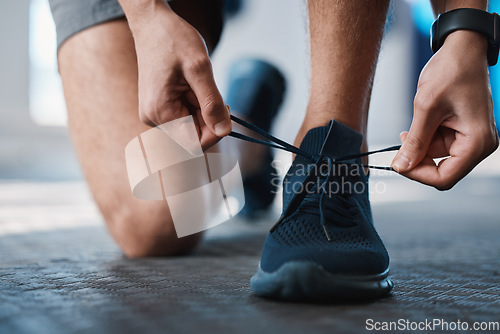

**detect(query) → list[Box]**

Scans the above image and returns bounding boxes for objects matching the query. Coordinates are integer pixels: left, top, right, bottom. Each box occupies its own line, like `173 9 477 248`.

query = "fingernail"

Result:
214 119 231 137
391 154 410 173
391 161 401 173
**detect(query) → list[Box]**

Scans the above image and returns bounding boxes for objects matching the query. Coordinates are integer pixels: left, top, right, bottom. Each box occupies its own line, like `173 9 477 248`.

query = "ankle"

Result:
294 112 366 147
294 111 369 165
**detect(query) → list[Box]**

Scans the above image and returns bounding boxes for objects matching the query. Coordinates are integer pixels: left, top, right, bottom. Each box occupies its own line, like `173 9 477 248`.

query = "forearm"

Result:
117 0 173 30
430 0 487 16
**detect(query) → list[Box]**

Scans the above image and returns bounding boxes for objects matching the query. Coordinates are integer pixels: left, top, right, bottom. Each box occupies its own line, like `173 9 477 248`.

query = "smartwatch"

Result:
430 8 500 66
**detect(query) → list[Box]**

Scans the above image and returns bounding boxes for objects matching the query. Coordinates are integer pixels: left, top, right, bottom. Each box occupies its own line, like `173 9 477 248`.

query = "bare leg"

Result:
296 0 390 148
58 0 223 257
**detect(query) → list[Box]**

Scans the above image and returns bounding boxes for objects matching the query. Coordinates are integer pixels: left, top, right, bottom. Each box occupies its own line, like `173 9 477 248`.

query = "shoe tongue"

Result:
300 120 363 157
298 125 329 156
282 120 364 211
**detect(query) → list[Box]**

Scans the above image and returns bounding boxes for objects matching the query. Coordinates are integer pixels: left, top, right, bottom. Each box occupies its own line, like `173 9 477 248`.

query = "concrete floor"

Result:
1 174 500 334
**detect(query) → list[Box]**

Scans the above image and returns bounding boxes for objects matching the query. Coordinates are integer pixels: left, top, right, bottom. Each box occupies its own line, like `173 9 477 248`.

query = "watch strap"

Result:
431 8 500 66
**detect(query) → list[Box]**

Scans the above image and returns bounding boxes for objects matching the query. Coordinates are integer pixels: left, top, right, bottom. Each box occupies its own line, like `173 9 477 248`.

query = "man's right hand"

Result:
120 0 231 149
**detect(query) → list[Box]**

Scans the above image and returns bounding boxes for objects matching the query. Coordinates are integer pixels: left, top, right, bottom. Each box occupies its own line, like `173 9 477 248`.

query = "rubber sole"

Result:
250 261 393 302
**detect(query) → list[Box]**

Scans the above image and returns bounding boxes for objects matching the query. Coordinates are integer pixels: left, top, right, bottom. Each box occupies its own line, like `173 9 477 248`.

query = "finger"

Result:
399 154 476 191
399 132 479 190
184 90 199 110
184 91 226 150
184 58 232 137
391 107 440 173
432 127 458 157
400 129 452 159
192 107 222 150
139 98 190 128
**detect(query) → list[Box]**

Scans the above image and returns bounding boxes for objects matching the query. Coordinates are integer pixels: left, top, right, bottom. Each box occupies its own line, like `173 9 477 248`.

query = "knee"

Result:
103 201 202 258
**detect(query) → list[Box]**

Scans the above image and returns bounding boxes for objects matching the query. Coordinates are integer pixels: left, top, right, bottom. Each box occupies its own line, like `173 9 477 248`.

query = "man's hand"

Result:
391 30 499 190
119 1 231 149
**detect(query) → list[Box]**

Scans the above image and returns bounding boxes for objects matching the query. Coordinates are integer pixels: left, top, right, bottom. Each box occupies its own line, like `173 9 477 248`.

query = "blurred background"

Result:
0 0 499 234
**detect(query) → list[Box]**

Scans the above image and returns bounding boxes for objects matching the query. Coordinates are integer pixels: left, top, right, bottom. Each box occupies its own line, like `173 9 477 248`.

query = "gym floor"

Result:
1 169 499 334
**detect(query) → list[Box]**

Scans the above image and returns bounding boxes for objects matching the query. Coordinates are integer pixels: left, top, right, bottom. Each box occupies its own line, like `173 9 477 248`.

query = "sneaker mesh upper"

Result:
259 121 390 275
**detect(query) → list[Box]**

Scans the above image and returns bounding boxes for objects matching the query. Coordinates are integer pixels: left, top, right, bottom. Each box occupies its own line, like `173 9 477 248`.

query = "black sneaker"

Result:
225 59 286 218
250 120 393 301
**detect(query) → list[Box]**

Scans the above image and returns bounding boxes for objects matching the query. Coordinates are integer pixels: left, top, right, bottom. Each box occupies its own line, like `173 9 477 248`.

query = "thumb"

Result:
185 61 232 137
391 114 437 173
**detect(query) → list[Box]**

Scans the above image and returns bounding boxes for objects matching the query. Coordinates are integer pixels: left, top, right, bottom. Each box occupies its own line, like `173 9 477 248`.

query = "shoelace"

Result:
228 115 401 241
